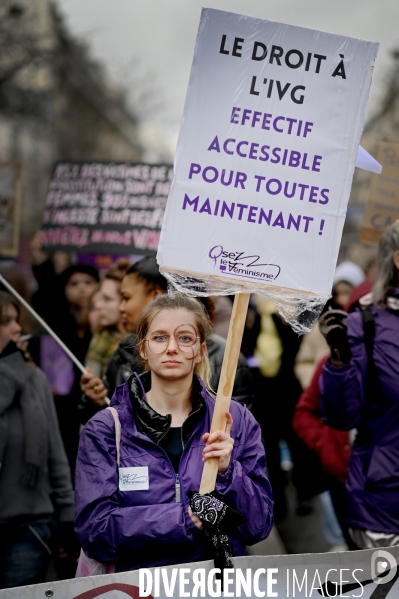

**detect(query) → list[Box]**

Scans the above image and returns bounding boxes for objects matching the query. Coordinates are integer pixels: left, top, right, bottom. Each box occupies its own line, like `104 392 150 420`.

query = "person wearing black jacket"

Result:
80 258 253 423
0 292 76 589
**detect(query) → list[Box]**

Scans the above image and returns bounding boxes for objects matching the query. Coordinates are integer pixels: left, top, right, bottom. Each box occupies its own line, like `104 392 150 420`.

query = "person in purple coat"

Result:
320 222 399 549
74 293 273 572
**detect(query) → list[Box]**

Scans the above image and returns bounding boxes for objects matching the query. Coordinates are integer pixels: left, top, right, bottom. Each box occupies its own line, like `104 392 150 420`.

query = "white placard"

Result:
158 8 378 298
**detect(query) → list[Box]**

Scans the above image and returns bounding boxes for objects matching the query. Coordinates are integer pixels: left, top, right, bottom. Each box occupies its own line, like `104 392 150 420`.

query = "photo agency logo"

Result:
371 549 398 585
326 551 399 598
138 560 399 598
208 245 281 283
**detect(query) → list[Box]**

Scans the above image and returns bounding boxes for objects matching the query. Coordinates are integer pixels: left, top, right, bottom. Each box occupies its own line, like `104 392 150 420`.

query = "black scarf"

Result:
190 492 244 571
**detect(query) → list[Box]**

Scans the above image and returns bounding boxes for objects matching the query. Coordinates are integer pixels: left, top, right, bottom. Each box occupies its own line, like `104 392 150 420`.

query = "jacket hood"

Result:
355 286 399 312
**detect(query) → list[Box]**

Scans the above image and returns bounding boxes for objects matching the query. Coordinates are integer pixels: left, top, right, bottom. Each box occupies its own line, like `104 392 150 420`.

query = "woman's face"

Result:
88 290 102 333
333 281 353 310
0 304 21 352
119 274 160 333
98 279 121 328
140 308 205 382
65 273 98 310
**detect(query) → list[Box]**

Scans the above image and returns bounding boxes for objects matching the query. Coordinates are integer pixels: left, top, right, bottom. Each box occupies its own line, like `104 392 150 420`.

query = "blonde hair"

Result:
136 293 213 388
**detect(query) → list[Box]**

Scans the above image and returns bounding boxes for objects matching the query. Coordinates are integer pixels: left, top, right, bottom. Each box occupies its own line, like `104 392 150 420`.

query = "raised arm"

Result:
320 311 368 430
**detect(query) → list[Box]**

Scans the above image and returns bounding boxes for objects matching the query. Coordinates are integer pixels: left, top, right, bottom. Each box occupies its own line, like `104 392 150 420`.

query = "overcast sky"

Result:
56 0 399 156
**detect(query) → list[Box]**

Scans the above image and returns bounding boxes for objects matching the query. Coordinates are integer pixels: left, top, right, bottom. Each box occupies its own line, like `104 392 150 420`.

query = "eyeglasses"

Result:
145 326 200 354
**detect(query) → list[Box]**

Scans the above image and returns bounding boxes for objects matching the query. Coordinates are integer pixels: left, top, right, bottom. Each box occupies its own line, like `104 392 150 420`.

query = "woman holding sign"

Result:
320 222 399 548
75 293 273 571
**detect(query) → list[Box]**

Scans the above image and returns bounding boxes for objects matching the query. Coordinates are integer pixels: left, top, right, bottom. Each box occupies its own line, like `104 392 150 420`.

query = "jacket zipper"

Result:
175 474 181 503
175 406 202 503
147 405 204 503
150 445 183 503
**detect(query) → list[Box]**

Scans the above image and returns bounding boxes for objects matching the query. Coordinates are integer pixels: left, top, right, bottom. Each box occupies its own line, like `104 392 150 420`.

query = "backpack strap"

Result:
360 307 386 421
106 406 121 467
361 307 375 362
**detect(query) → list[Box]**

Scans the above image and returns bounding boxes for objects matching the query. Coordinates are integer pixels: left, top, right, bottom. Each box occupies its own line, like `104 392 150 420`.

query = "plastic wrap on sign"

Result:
162 270 327 334
157 9 379 333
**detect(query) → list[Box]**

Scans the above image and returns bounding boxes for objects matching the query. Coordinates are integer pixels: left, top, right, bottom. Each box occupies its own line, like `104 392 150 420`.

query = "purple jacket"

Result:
321 295 399 534
74 373 273 571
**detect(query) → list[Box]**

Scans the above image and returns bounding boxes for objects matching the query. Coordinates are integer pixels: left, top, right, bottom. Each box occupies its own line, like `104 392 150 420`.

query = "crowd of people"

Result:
0 222 398 588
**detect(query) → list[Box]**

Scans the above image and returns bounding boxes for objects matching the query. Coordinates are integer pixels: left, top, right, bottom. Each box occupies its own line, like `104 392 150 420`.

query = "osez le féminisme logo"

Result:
208 245 281 283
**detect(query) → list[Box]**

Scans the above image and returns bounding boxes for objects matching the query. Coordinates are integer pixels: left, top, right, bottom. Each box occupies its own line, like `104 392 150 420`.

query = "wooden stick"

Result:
0 274 111 405
199 292 250 494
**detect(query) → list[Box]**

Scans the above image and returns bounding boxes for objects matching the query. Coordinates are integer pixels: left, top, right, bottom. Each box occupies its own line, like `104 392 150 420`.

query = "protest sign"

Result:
1 549 399 598
157 8 378 330
360 142 399 244
157 7 378 492
41 162 172 255
0 163 21 257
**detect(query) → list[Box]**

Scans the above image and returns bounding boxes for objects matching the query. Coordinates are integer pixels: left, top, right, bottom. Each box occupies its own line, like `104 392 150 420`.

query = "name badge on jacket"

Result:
119 467 149 491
